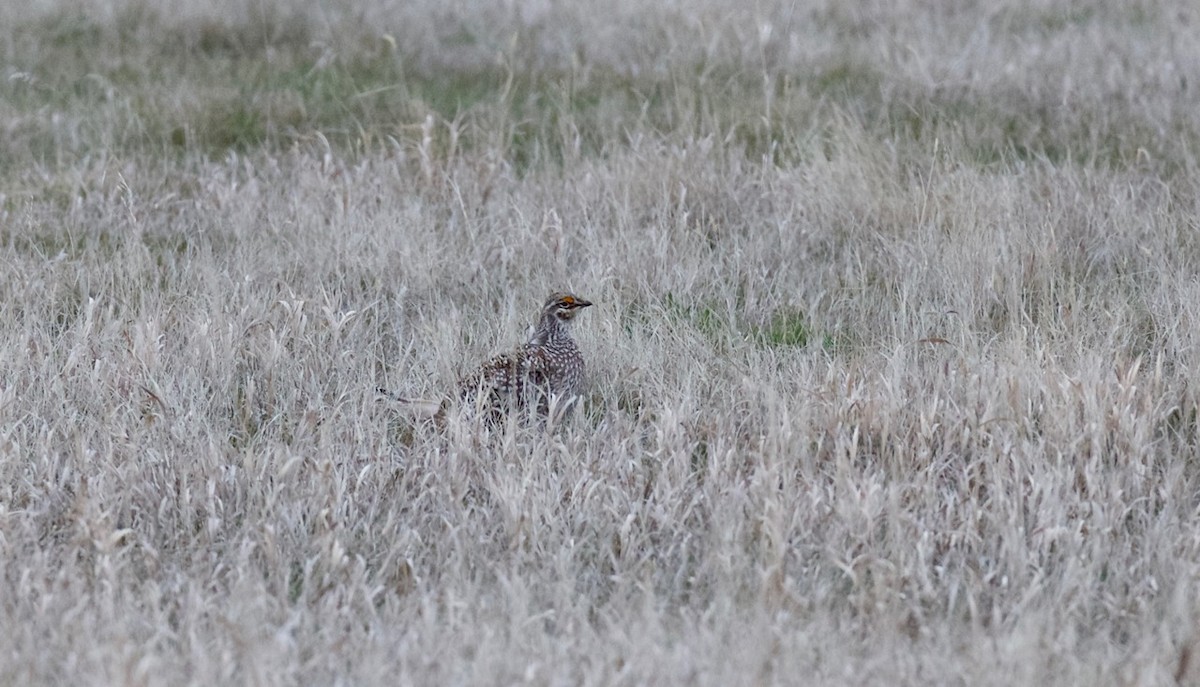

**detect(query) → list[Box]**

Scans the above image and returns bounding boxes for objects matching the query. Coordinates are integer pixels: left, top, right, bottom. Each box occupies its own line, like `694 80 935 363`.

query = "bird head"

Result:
543 292 593 322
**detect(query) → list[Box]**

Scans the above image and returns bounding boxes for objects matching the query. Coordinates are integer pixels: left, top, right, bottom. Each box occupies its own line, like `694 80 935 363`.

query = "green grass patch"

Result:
661 294 841 353
1 3 1194 179
664 292 731 345
752 308 847 352
751 309 813 348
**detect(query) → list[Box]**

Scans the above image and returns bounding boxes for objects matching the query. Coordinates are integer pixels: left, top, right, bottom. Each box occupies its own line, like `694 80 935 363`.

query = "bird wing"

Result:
463 348 538 393
518 344 551 377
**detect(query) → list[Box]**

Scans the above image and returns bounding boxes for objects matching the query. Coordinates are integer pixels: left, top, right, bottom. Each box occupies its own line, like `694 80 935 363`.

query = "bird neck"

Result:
532 312 570 344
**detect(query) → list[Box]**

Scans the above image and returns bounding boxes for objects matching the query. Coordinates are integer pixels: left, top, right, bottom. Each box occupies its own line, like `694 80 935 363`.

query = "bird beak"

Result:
574 298 593 308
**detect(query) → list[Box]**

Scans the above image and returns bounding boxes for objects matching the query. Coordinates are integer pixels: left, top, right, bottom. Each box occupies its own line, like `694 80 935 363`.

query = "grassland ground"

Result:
3 1 1200 684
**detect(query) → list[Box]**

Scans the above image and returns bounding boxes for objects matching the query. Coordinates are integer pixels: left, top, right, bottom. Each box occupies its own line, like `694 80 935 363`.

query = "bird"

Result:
381 291 593 426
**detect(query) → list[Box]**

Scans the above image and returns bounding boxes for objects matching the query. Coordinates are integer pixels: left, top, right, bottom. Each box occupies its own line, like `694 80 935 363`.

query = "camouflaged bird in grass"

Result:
382 292 593 426
458 291 592 423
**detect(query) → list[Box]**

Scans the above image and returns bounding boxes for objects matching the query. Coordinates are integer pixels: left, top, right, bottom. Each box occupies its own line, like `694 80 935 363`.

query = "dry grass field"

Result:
4 0 1200 684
